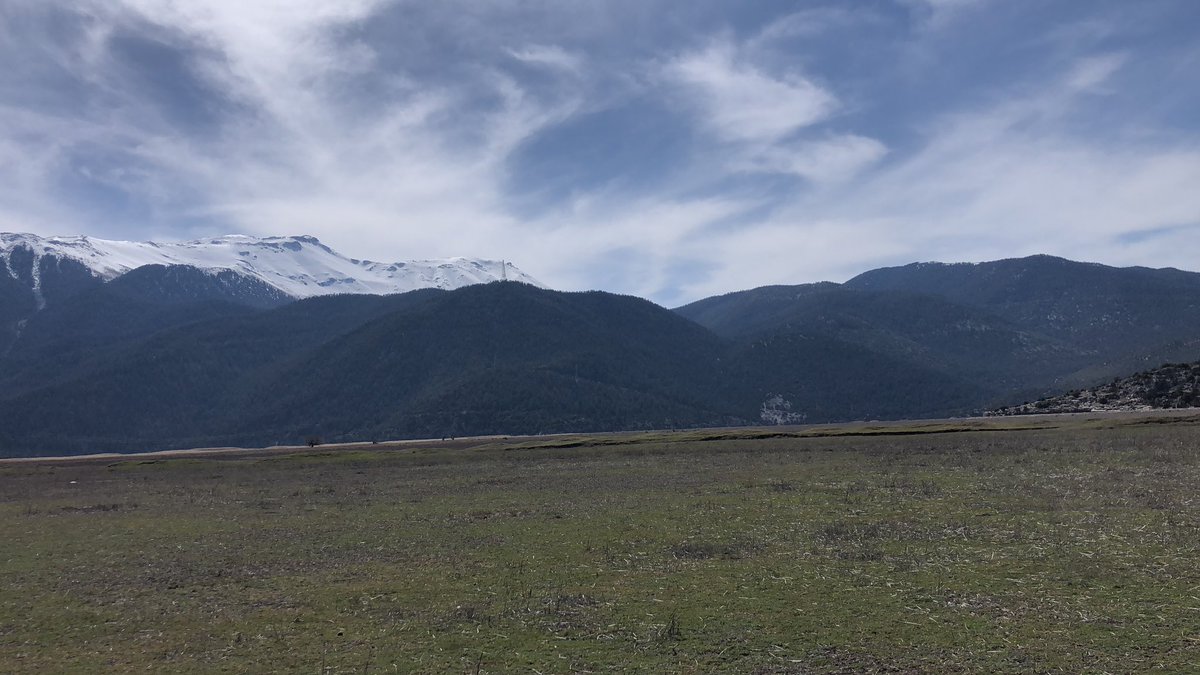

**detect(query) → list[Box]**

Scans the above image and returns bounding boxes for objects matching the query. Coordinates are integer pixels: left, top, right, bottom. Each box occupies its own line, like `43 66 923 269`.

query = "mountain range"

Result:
2 234 1198 457
0 233 539 356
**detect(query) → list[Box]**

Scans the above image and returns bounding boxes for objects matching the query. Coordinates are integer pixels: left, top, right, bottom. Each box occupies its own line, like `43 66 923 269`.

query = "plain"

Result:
2 413 1199 672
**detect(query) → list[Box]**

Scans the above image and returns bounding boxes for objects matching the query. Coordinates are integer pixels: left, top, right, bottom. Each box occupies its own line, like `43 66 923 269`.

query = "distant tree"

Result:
305 435 322 447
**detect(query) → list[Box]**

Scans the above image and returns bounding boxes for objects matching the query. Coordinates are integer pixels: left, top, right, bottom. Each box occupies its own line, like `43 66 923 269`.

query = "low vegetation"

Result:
3 413 1200 672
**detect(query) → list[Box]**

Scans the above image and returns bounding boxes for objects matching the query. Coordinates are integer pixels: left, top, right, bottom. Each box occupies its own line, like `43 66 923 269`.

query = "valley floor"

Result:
3 413 1199 672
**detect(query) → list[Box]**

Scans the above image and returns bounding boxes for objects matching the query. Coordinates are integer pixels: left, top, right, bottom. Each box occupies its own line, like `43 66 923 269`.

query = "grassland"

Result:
3 413 1200 672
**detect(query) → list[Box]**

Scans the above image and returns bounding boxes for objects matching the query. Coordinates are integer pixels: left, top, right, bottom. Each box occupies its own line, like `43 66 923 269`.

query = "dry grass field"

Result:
3 413 1200 672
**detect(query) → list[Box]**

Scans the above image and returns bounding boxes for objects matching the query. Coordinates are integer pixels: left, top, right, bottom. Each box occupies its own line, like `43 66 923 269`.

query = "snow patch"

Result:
28 251 45 310
0 233 544 300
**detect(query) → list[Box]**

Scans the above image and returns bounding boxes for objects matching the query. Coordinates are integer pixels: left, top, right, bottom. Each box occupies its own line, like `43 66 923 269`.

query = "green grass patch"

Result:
3 417 1200 671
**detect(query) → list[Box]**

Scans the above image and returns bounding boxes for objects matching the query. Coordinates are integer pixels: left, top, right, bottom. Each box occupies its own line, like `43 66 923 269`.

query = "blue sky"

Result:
1 0 1198 304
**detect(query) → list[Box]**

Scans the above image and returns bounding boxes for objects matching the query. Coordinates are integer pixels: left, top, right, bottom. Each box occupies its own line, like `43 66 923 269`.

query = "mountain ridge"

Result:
0 232 542 300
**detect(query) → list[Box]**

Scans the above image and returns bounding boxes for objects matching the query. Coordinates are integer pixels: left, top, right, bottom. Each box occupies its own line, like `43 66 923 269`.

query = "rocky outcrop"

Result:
990 362 1200 415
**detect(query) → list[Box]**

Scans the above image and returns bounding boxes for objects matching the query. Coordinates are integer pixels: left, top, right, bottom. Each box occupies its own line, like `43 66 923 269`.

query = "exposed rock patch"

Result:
990 361 1200 415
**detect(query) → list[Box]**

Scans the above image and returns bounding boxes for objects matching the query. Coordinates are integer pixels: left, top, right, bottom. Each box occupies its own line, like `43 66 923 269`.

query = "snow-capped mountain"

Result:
0 233 542 301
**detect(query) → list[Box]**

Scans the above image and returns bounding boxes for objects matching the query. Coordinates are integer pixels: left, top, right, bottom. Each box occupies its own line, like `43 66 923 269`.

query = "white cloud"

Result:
659 37 887 189
508 45 583 73
665 40 837 144
752 7 873 44
1065 53 1127 92
903 0 990 28
745 134 888 184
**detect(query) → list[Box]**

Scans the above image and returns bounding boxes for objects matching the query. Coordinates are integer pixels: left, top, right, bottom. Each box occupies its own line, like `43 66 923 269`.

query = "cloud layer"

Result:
1 0 1197 304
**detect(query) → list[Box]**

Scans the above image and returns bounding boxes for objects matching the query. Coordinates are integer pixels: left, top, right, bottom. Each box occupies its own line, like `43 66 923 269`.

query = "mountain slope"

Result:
0 289 446 454
235 283 734 442
716 330 989 423
845 255 1200 366
0 248 102 354
0 265 292 398
0 283 735 455
674 283 839 339
677 282 1086 396
681 255 1200 401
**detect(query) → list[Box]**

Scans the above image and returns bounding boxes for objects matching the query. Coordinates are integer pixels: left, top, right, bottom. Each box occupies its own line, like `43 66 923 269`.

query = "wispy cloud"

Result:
508 45 583 74
664 39 837 144
753 7 875 44
1065 52 1127 91
902 0 991 29
660 36 888 188
742 135 888 184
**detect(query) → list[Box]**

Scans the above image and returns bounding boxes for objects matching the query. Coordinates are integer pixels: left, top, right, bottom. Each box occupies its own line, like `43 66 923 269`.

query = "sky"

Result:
1 0 1198 305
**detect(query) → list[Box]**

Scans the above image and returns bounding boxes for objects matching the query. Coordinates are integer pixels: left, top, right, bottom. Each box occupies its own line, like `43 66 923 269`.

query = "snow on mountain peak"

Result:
0 233 543 299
